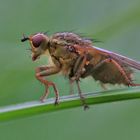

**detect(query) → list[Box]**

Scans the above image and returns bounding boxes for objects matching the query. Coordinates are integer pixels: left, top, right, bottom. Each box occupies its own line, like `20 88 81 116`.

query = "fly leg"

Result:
70 53 89 109
71 54 87 81
35 66 60 104
68 55 84 95
76 80 89 110
93 58 139 86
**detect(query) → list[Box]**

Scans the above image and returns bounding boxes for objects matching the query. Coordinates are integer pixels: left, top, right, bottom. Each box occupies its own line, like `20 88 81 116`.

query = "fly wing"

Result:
93 46 140 70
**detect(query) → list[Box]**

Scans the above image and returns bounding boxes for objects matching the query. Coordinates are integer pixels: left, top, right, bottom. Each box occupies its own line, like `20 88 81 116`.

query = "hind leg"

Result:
92 58 140 86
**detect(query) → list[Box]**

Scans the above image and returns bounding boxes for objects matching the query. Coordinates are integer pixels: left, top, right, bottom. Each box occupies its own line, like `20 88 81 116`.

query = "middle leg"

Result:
76 80 89 110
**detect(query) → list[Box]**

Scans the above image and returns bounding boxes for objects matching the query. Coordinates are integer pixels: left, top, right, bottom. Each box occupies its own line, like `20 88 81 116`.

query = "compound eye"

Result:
32 34 44 48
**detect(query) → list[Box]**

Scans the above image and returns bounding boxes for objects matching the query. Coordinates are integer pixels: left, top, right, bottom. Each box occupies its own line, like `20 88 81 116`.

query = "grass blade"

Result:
0 88 140 122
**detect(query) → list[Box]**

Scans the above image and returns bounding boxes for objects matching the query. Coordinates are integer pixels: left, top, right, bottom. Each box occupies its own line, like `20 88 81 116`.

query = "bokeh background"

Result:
0 0 140 139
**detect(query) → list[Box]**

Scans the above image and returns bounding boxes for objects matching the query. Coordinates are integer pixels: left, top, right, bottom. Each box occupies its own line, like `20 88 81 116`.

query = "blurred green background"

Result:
0 0 140 139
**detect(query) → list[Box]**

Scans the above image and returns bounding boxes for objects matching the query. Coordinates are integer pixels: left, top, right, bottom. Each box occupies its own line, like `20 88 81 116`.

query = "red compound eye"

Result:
32 34 44 48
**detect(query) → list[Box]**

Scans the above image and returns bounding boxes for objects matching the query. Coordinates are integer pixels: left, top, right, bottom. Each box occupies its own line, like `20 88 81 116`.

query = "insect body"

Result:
21 32 140 109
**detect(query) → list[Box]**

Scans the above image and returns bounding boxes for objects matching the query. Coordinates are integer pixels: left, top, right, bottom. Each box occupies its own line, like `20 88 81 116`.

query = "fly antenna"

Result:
21 34 29 42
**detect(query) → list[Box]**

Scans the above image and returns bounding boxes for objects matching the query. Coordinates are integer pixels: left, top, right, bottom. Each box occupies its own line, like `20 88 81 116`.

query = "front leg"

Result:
35 66 61 104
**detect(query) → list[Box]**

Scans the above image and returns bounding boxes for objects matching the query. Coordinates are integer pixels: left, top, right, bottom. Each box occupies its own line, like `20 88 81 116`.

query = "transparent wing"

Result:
93 46 140 70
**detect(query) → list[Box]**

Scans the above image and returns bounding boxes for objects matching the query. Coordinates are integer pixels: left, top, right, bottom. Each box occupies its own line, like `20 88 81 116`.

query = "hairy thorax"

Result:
48 41 78 76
